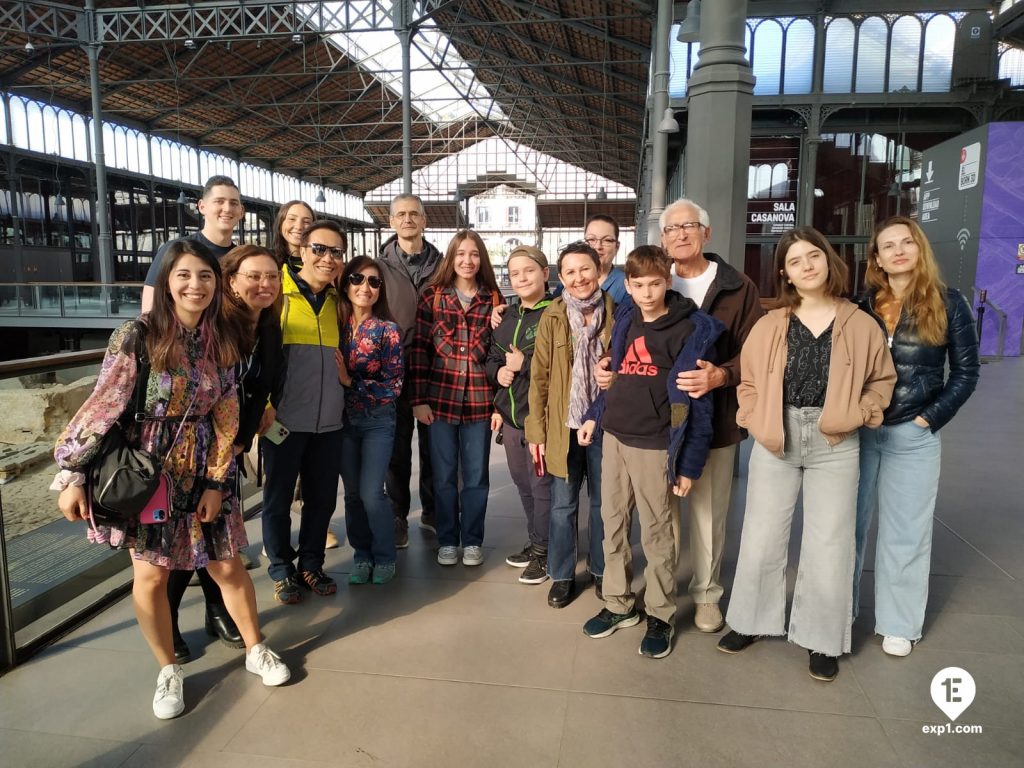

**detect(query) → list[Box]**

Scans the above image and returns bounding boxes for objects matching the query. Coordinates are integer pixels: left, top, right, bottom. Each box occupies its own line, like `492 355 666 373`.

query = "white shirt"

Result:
672 260 718 308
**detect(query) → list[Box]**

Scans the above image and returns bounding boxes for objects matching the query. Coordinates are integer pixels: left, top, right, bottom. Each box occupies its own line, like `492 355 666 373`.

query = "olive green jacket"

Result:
525 294 615 479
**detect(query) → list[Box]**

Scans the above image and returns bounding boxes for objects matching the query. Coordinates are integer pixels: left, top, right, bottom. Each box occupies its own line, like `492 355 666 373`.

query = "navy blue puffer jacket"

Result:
857 288 979 431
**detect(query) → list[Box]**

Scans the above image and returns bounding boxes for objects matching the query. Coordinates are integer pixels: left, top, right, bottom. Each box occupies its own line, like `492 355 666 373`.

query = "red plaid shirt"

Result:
410 286 503 423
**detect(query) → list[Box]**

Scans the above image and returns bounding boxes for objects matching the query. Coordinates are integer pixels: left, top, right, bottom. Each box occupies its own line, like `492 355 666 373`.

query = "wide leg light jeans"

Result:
726 407 860 657
854 420 942 641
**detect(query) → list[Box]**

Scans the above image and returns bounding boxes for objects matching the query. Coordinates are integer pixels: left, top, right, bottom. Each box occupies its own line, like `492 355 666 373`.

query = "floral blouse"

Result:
341 314 404 414
53 319 242 567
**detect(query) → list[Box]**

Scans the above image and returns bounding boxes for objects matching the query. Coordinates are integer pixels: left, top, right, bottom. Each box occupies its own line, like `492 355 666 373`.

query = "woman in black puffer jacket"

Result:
853 216 980 659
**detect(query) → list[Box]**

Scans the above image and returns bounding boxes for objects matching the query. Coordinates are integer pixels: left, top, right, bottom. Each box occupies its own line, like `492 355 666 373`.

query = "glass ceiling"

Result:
300 1 504 124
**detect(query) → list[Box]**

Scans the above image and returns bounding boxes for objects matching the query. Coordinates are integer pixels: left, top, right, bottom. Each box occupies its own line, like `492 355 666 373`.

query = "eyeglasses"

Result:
307 242 346 261
662 222 705 237
348 273 382 289
584 236 618 247
238 270 281 284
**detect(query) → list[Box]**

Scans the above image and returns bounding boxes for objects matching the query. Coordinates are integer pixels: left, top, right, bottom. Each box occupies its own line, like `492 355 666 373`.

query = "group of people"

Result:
52 177 979 719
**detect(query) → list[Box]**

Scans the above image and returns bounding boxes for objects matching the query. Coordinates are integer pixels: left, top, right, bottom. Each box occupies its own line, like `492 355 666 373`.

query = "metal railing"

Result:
0 282 143 320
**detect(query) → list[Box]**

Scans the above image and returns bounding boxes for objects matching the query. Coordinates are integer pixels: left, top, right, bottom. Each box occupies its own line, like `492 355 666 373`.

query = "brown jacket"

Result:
525 294 615 479
696 254 764 449
737 300 896 457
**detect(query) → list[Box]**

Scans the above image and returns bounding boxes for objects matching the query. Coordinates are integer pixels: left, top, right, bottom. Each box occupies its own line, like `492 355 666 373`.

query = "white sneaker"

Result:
246 643 291 686
152 663 185 719
882 635 913 657
462 546 484 566
437 546 459 566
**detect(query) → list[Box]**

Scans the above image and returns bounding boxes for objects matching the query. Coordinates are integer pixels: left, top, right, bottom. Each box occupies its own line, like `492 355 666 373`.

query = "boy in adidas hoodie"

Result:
578 246 724 659
485 245 554 586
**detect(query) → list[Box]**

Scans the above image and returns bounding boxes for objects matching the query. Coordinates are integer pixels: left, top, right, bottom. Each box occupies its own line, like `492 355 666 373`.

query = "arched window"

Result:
57 110 74 158
751 19 784 96
41 105 59 156
114 126 130 171
9 96 29 148
754 164 772 199
999 46 1024 86
823 18 855 93
889 16 923 91
855 17 888 93
71 114 89 161
783 19 815 94
922 15 955 92
102 123 115 166
27 101 45 152
185 147 198 185
770 163 790 198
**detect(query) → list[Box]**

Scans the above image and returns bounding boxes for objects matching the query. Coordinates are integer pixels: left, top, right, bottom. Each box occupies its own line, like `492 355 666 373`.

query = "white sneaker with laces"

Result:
152 663 185 719
462 546 484 566
437 545 459 566
246 643 291 686
882 635 913 657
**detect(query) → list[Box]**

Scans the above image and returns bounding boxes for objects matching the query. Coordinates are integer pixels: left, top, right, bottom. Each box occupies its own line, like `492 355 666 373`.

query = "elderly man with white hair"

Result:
660 198 763 633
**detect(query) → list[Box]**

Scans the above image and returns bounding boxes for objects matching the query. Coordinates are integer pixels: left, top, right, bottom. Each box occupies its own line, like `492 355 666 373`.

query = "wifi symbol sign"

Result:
956 228 971 251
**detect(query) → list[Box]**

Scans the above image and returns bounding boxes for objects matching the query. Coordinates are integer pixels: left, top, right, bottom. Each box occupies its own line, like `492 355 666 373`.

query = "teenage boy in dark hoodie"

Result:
485 245 554 586
578 246 724 659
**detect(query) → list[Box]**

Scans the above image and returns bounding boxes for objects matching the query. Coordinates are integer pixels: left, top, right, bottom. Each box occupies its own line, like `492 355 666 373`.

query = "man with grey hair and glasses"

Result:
661 198 762 633
600 198 762 634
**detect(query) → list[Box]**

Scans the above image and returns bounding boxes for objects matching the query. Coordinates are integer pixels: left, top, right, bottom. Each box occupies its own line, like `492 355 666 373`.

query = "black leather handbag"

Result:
87 323 161 526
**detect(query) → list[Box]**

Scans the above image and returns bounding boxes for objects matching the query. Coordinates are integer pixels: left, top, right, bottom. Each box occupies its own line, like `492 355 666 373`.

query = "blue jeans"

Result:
341 403 397 566
260 429 343 582
854 420 942 641
548 431 604 582
429 418 491 548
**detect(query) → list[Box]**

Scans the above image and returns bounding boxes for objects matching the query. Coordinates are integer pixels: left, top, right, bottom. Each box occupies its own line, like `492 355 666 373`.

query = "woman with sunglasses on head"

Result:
260 221 347 605
334 257 404 584
411 230 504 568
53 239 290 719
853 217 979 658
166 244 286 663
525 241 616 609
272 200 315 271
717 227 895 682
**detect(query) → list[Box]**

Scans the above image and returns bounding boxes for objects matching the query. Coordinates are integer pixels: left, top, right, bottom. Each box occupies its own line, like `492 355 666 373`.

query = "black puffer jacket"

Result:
485 295 553 429
857 288 979 431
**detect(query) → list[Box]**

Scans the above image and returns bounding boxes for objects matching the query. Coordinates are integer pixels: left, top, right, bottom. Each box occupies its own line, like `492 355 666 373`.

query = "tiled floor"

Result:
2 358 1022 767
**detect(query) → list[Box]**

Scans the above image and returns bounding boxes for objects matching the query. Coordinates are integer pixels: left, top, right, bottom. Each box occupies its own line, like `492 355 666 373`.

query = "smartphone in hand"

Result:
264 419 290 445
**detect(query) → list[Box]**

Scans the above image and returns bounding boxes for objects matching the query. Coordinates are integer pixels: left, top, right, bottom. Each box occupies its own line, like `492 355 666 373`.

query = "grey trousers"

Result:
726 407 859 657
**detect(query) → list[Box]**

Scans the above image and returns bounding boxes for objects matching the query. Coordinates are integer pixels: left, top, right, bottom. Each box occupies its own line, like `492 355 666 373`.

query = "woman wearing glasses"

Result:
260 221 347 605
167 244 286 662
334 257 404 584
583 214 628 305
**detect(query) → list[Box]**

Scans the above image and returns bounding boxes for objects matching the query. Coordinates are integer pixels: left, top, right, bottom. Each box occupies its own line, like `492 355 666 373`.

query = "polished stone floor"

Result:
1 358 1021 767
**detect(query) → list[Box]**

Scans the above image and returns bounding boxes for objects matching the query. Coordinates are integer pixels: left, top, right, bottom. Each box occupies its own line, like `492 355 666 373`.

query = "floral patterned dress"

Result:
54 319 244 569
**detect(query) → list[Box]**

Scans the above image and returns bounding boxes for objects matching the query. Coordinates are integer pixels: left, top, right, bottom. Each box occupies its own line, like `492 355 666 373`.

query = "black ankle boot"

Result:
547 579 577 609
205 603 245 648
173 626 192 664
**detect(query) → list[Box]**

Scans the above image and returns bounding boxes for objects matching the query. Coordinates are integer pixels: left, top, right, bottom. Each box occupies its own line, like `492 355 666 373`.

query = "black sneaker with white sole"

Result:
639 616 675 658
583 607 642 638
519 554 549 584
505 543 533 568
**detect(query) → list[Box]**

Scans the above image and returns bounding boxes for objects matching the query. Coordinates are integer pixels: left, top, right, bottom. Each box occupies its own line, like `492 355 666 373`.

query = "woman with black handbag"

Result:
52 239 290 720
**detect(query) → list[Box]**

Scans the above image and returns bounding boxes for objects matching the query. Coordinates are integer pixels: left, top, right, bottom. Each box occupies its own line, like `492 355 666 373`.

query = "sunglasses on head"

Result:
348 273 382 289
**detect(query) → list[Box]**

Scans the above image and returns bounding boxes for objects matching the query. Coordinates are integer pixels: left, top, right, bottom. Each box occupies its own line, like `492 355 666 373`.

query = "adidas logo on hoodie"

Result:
619 337 659 377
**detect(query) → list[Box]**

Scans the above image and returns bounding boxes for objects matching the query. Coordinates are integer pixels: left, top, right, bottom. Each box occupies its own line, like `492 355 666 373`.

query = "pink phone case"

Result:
139 474 171 525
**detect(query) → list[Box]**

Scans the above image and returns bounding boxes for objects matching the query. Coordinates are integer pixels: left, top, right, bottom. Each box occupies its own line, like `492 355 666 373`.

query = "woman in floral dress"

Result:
334 255 404 584
52 239 290 720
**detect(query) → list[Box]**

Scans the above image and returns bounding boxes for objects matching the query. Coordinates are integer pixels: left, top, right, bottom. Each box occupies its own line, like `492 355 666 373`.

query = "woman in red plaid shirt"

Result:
411 231 505 567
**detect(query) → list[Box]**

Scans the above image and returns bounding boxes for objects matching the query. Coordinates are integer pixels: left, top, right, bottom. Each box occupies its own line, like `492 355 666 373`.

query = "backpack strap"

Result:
127 320 150 423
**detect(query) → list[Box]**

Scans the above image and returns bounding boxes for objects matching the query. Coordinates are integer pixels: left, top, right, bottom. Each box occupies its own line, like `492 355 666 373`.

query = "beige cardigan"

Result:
736 300 896 456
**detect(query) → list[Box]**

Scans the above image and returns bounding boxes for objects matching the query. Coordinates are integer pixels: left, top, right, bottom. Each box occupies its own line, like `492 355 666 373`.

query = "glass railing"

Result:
0 349 264 671
0 282 143 320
